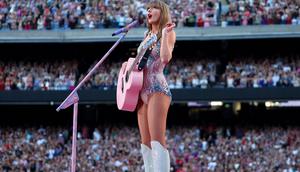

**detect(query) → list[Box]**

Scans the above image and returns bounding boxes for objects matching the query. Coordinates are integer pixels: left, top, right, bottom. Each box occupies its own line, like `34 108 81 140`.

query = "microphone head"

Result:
128 20 139 28
111 19 143 36
135 18 144 26
128 17 144 27
138 19 144 25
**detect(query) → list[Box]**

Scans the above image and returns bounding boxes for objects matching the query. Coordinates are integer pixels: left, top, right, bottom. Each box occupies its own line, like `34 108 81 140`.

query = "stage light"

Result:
210 101 223 106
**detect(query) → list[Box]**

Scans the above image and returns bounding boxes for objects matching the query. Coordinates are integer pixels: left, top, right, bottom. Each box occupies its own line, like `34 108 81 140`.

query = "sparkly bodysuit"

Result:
138 38 172 104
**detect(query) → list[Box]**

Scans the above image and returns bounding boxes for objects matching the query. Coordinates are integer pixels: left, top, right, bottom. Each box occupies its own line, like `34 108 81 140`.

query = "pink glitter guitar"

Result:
117 35 157 111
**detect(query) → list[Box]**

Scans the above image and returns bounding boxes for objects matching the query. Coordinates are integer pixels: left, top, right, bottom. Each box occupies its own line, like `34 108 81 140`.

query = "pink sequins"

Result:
139 42 172 104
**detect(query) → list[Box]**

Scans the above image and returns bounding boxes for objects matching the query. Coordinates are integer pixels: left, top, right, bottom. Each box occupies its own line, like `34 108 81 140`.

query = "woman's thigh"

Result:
147 92 171 146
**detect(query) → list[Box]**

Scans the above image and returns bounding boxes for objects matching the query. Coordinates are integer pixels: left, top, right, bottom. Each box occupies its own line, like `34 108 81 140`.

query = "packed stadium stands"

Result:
1 54 299 91
0 0 300 31
1 125 300 171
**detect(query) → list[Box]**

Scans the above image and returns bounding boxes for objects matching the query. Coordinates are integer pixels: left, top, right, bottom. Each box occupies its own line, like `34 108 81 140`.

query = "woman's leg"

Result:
147 93 171 172
137 99 153 172
147 93 170 146
137 99 151 147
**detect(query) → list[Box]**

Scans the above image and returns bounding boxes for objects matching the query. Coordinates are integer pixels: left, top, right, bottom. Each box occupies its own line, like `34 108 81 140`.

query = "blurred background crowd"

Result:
1 54 300 91
1 125 300 171
0 0 300 31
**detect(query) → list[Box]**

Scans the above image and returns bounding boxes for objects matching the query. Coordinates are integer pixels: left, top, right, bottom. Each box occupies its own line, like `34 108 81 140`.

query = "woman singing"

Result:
137 1 176 171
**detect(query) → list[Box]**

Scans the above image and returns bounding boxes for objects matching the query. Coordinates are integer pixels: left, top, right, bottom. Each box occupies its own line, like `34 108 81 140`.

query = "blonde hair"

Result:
146 0 171 41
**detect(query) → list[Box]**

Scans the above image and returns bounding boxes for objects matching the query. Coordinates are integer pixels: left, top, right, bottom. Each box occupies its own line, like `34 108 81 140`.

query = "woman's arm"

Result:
160 23 176 64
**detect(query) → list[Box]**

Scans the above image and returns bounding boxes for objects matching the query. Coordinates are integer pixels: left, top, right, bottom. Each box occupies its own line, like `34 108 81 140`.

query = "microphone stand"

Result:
56 32 128 172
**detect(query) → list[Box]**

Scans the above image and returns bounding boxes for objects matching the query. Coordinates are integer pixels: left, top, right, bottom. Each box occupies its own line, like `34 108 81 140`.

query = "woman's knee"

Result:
137 98 147 111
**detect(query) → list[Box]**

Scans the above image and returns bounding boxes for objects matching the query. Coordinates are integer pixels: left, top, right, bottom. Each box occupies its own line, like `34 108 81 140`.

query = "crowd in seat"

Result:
1 125 299 171
0 0 300 31
1 55 299 91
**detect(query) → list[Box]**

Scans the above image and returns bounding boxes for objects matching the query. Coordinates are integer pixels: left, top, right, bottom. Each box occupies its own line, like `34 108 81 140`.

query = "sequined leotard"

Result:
138 39 172 104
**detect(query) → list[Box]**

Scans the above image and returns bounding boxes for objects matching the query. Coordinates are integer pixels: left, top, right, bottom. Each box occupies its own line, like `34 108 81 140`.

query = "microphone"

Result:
112 20 140 36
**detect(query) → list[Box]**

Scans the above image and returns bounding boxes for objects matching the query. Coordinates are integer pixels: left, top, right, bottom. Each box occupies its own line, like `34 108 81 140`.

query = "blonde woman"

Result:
137 1 176 171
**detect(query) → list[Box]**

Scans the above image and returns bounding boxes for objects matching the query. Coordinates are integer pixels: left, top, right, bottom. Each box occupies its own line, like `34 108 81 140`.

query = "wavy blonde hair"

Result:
146 0 171 41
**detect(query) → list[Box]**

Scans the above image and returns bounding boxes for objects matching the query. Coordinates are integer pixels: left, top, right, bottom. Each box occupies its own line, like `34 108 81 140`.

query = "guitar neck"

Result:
126 35 156 75
127 48 147 75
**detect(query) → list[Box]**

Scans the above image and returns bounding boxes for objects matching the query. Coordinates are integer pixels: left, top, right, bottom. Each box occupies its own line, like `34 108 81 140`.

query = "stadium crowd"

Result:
0 125 300 171
0 59 78 91
1 55 300 91
0 0 300 31
222 56 300 88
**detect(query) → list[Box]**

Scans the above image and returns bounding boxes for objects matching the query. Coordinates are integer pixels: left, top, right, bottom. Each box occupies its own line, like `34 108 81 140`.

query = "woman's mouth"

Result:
148 14 152 19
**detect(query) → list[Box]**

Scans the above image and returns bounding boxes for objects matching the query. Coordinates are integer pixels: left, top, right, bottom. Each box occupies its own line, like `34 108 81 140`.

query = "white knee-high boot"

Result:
141 144 154 172
151 141 170 172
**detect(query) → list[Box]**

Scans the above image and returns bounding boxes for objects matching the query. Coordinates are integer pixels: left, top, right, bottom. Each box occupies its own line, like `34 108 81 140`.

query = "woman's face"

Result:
147 6 161 25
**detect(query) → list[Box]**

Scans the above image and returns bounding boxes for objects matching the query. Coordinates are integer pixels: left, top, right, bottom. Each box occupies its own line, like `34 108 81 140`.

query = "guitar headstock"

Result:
142 34 157 50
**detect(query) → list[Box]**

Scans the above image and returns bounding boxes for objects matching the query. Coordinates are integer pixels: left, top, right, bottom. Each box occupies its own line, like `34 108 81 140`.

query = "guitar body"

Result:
116 34 157 112
117 58 143 111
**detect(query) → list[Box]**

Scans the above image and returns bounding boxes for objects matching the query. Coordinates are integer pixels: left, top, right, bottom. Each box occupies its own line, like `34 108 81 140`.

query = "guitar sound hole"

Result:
121 77 124 93
125 71 129 83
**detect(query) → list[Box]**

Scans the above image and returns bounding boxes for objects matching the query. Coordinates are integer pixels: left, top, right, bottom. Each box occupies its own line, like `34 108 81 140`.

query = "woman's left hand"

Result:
162 22 176 35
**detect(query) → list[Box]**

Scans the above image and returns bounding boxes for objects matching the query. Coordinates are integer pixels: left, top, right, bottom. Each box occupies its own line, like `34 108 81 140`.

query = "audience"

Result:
1 125 299 171
1 55 300 91
0 0 300 31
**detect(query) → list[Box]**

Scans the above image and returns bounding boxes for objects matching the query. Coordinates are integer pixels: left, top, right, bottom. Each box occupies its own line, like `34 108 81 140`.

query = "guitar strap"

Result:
137 48 152 71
